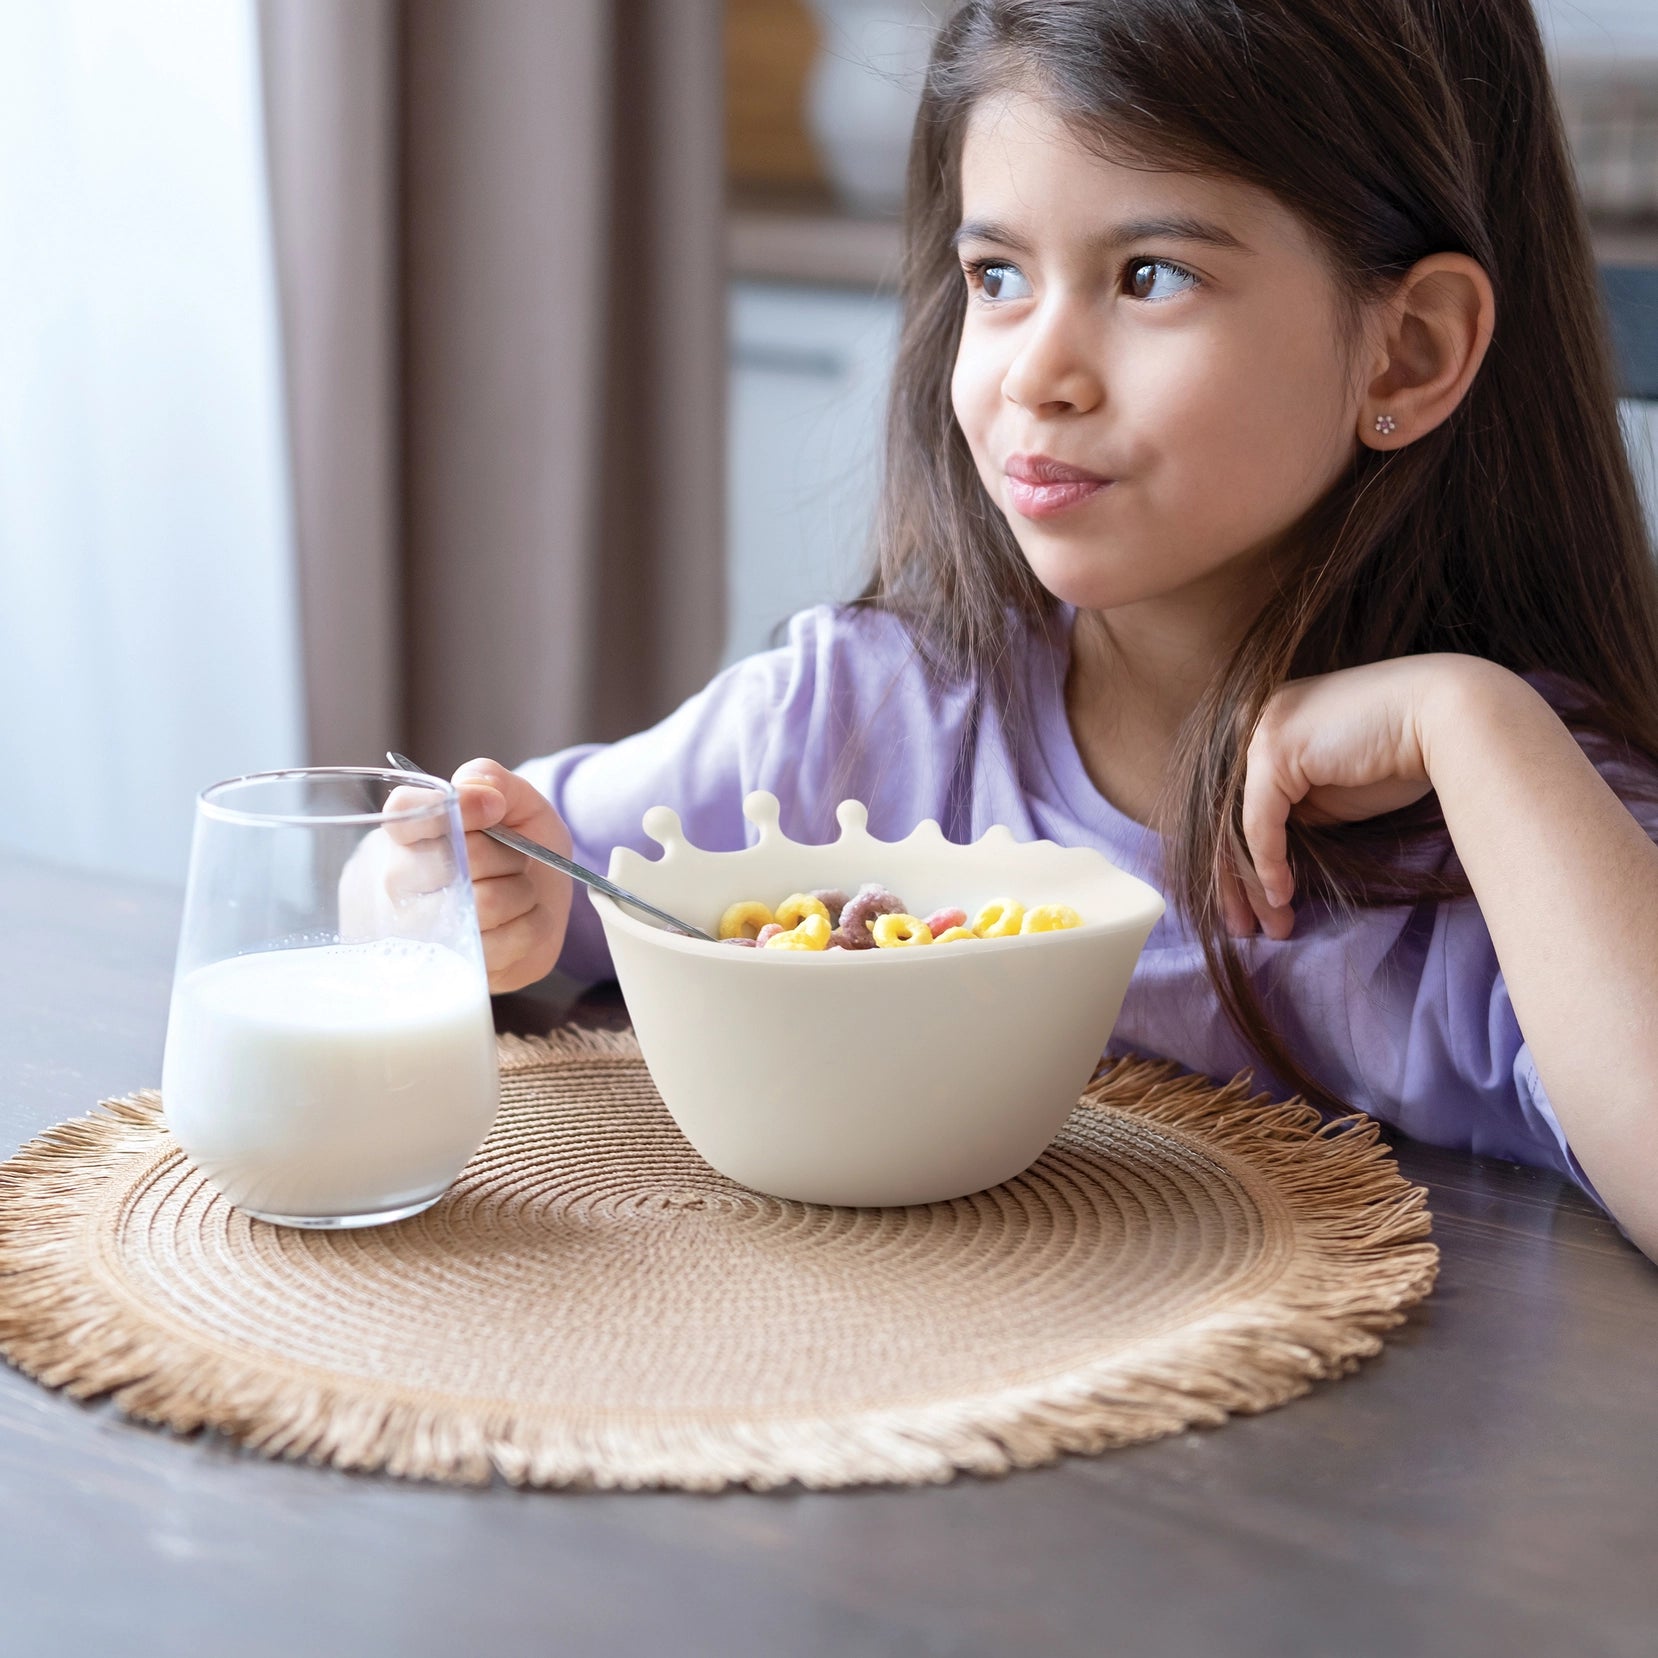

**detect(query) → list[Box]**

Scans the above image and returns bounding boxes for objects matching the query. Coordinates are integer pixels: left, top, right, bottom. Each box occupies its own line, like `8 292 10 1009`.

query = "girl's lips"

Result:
1006 476 1112 519
1002 451 1114 519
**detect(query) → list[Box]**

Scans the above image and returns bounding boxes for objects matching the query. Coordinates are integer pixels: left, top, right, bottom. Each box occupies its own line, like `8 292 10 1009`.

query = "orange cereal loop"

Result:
764 912 832 951
871 913 933 948
933 925 977 944
971 899 1024 939
774 892 831 931
1022 904 1082 933
718 900 774 941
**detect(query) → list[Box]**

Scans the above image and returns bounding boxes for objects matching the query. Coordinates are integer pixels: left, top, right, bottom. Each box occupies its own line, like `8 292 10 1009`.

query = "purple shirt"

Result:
519 604 1658 1197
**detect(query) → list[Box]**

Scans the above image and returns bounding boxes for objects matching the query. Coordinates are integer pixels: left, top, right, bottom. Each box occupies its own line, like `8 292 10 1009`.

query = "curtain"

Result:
258 0 728 776
0 0 305 884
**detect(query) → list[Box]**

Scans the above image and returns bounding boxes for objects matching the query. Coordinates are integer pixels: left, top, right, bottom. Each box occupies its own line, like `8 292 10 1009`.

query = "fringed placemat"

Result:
0 1028 1436 1490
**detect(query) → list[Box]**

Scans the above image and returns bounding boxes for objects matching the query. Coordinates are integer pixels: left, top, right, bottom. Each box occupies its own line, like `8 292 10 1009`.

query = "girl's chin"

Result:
1018 547 1170 613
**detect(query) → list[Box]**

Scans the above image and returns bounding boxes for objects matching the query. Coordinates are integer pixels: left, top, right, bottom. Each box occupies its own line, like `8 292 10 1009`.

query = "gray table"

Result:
3 851 1655 1658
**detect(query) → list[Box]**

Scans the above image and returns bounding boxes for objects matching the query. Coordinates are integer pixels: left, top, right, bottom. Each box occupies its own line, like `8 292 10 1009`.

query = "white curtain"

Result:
0 0 304 884
1535 0 1658 54
1626 403 1658 545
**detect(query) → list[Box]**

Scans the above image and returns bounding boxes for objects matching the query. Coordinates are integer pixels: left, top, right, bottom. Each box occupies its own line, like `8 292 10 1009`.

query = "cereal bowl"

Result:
590 792 1165 1206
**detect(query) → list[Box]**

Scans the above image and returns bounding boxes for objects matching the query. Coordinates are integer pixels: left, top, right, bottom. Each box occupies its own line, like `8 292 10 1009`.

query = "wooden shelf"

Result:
728 185 902 290
1592 217 1658 267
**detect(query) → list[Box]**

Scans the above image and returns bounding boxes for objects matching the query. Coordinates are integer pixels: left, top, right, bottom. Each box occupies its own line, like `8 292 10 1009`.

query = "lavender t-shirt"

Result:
518 603 1658 1195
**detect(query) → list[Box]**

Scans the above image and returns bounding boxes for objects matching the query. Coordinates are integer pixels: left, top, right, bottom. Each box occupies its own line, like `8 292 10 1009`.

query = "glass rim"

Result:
196 766 457 829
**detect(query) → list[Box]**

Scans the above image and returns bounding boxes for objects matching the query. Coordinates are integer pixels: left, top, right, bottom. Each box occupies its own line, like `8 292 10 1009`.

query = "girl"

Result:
381 0 1658 1255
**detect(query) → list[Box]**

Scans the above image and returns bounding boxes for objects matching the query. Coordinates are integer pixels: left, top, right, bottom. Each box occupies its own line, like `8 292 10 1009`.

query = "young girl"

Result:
383 0 1658 1256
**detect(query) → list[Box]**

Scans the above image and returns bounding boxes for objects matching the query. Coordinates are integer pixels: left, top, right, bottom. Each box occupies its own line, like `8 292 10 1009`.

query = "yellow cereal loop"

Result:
872 913 933 948
1022 904 1082 934
718 900 774 941
764 912 831 951
971 899 1024 939
774 892 830 931
933 925 977 944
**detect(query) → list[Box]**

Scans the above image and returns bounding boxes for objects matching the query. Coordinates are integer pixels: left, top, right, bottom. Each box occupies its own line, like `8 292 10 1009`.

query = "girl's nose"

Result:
1001 302 1104 415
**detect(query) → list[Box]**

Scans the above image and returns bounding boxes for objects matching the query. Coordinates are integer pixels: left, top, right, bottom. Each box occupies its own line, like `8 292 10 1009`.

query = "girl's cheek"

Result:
950 349 1001 479
950 343 987 424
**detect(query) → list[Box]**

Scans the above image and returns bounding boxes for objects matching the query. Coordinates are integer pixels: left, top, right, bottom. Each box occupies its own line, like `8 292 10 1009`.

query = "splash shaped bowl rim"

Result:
589 790 1166 959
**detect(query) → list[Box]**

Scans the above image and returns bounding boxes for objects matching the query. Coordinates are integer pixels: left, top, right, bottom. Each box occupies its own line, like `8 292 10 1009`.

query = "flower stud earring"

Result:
1373 412 1398 436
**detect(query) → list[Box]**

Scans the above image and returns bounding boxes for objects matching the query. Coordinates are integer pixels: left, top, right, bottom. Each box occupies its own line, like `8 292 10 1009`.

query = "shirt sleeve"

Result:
513 605 968 982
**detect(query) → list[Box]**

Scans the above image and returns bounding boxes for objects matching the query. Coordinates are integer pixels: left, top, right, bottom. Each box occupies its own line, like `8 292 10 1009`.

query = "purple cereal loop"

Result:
809 888 852 927
838 885 906 946
722 936 758 948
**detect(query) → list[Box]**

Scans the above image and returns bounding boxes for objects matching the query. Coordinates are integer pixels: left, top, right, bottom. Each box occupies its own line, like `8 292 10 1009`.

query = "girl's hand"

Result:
357 759 575 993
1222 657 1457 939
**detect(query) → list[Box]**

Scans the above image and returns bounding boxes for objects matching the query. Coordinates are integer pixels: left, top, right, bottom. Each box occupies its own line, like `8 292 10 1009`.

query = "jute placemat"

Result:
0 1028 1436 1490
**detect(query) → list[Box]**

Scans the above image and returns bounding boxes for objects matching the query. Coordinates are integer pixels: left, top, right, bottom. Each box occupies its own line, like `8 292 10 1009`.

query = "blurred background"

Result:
2 0 1656 885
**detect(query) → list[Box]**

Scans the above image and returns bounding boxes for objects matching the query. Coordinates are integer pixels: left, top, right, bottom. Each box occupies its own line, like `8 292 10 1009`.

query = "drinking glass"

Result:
161 767 499 1228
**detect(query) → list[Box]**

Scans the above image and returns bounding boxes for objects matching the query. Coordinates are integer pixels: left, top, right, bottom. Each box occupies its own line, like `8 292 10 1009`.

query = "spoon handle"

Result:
483 823 718 941
385 754 716 943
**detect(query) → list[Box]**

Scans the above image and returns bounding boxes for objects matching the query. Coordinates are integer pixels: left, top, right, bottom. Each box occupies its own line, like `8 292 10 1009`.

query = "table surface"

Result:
3 850 1656 1658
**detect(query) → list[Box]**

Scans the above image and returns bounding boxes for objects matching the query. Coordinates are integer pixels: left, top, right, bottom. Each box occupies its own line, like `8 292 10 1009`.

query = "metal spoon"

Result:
385 752 716 942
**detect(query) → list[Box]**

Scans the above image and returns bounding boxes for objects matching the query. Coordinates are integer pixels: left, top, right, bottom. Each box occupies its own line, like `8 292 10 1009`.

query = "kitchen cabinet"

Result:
725 277 900 663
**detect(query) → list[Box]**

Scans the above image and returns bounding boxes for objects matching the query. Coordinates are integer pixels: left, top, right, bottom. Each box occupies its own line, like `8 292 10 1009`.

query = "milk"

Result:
162 940 499 1221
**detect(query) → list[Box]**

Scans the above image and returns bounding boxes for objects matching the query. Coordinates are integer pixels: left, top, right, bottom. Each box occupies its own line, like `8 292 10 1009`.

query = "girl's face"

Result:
951 91 1364 625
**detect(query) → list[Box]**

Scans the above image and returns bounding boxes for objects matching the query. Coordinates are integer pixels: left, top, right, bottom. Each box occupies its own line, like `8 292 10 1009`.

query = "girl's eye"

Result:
961 255 1199 304
964 259 1032 303
1124 258 1199 302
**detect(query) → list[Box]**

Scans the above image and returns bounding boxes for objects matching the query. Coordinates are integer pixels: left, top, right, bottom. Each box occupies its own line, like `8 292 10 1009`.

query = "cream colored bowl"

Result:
591 793 1165 1206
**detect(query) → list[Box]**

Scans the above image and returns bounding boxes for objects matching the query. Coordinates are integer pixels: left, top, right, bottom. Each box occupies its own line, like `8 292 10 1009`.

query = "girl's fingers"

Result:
384 837 459 899
1215 857 1258 937
455 759 575 854
1239 772 1297 912
358 766 569 993
382 784 453 847
1241 710 1311 913
1234 717 1301 939
1217 846 1295 941
481 908 557 993
384 779 528 885
454 780 507 833
1235 852 1296 941
464 827 532 881
474 872 538 934
382 779 503 847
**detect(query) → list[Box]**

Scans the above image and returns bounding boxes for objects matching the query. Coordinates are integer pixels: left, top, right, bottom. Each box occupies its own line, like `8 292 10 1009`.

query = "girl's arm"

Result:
1236 655 1658 1258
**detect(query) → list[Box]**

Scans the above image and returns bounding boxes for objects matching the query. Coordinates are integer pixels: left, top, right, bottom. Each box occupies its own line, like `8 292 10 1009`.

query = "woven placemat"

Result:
0 1028 1436 1490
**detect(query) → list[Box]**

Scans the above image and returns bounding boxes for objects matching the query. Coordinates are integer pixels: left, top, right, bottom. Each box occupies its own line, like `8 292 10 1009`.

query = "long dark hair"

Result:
860 0 1658 1109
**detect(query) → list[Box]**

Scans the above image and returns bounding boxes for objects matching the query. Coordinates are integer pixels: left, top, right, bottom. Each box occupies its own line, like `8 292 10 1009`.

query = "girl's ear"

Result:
1359 253 1496 450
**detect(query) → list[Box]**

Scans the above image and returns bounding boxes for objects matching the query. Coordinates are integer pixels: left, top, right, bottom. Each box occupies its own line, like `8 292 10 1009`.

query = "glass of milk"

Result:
161 767 499 1228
